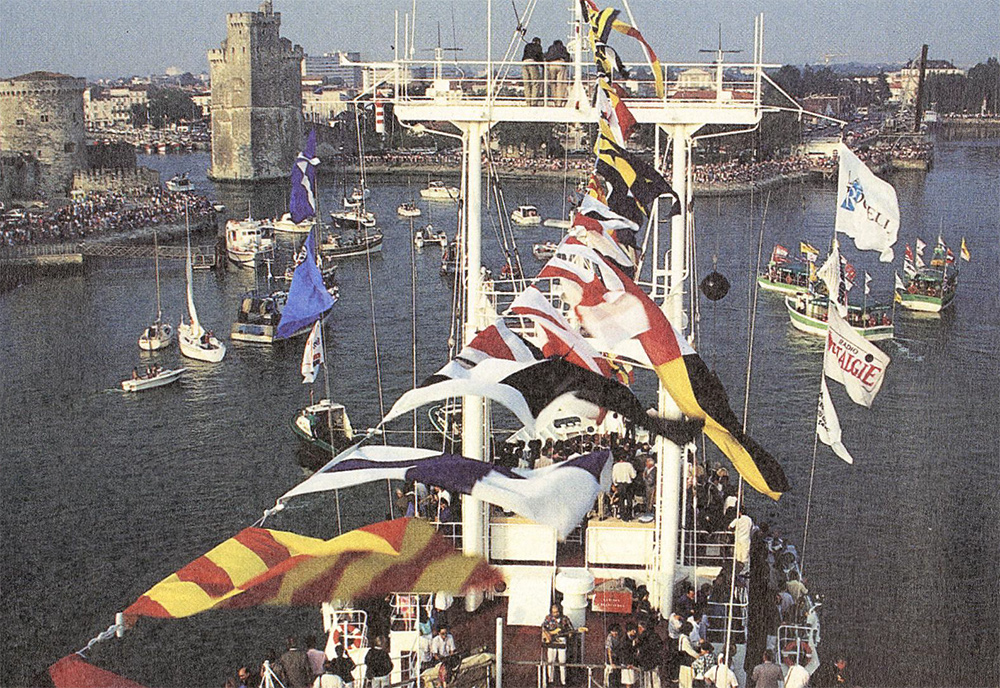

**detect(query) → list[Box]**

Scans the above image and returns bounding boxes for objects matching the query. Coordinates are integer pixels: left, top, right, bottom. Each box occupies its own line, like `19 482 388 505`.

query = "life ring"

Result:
907 284 917 294
782 639 813 664
332 623 363 650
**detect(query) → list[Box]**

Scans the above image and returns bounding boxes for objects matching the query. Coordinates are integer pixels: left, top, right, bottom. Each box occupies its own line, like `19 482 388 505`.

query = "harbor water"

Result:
1 141 998 687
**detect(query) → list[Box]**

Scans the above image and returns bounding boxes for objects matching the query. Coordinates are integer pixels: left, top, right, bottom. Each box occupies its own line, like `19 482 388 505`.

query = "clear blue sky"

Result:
1 0 996 80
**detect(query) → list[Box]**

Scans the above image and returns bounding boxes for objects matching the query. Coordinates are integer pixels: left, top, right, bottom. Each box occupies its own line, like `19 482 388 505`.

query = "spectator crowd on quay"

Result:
1 189 214 248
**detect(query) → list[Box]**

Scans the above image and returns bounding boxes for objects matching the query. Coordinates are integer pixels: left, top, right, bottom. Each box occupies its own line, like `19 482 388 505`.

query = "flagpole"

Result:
799 428 821 573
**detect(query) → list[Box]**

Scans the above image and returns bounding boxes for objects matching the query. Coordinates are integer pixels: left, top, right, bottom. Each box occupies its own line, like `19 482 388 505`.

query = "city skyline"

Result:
1 0 996 80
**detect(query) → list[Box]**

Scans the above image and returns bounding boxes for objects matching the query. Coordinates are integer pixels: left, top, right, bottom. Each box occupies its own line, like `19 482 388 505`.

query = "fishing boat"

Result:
224 216 276 267
272 212 315 234
164 174 193 193
532 241 559 260
511 204 542 225
785 294 895 341
178 203 226 363
138 231 174 351
897 267 957 312
329 208 377 230
121 365 186 392
397 201 422 217
414 224 448 249
419 179 459 201
290 399 355 457
320 231 384 258
757 261 814 295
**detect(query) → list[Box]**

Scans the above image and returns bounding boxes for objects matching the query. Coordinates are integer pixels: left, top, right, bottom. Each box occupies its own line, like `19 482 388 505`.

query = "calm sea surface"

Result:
1 141 998 687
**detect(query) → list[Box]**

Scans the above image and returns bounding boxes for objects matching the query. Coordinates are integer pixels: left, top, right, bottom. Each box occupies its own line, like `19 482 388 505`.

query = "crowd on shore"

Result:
0 189 214 248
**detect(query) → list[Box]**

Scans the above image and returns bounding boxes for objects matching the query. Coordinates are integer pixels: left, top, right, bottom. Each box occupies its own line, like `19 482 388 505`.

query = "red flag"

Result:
47 655 147 688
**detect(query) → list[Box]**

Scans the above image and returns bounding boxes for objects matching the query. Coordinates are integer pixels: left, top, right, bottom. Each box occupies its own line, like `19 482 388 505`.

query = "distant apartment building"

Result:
302 87 350 124
191 92 212 118
84 85 149 128
888 59 965 105
801 94 847 119
302 51 362 88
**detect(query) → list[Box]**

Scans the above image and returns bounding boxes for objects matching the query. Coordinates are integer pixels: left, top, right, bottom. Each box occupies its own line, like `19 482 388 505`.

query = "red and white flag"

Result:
301 320 324 383
823 305 890 408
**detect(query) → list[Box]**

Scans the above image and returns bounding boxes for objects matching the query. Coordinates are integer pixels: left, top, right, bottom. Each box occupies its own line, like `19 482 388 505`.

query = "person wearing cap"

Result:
521 37 544 105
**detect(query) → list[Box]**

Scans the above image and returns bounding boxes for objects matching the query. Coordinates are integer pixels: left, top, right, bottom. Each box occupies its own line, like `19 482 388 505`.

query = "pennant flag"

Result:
772 244 790 264
276 233 336 339
816 244 848 316
823 305 891 408
961 237 971 262
301 320 324 384
595 79 637 147
903 245 917 277
46 655 148 688
835 143 899 262
289 130 319 223
842 260 857 285
281 446 613 538
539 242 789 499
894 271 906 291
936 234 946 250
594 134 676 227
894 290 902 304
915 250 926 269
123 518 502 623
582 0 664 97
916 238 926 256
864 271 872 295
817 378 855 464
945 247 955 265
800 241 820 262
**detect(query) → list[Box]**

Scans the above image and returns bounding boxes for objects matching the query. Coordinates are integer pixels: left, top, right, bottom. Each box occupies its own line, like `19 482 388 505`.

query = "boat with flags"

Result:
896 236 965 312
756 243 821 296
786 294 895 341
51 5 878 688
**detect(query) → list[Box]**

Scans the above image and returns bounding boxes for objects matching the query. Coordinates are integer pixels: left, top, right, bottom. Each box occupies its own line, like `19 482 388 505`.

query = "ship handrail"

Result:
505 658 620 688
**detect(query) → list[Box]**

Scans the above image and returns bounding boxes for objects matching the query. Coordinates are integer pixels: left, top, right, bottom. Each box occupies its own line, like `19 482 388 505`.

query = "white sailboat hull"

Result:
138 323 174 351
178 323 227 362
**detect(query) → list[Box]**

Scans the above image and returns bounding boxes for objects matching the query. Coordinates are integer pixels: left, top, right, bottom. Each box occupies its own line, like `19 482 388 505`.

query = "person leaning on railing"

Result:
521 37 544 106
543 40 571 106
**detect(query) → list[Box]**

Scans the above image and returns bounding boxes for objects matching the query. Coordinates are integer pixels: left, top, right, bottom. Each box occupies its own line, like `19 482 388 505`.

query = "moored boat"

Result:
532 241 558 260
511 204 542 225
290 399 355 457
397 201 422 217
419 180 459 201
273 212 315 234
786 294 895 341
414 224 448 249
329 208 377 230
320 231 384 258
164 174 193 193
225 216 276 268
230 290 288 344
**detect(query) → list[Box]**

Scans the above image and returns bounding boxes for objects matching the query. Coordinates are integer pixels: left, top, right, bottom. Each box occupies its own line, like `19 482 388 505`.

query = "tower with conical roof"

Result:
208 1 303 181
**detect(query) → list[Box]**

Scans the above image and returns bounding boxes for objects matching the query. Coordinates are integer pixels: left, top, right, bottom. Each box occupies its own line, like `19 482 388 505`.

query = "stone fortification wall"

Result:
0 152 41 202
72 167 160 194
208 1 303 181
0 72 87 197
86 141 137 170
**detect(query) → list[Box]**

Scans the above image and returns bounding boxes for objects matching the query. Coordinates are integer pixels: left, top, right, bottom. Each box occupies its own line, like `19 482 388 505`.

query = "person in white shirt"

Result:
783 657 811 688
430 624 457 661
704 653 739 688
611 456 637 521
728 510 753 570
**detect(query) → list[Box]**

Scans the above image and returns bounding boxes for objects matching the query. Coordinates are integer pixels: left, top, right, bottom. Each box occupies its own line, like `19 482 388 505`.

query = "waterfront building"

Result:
302 86 350 125
207 0 303 181
0 71 87 198
888 58 965 105
84 85 149 129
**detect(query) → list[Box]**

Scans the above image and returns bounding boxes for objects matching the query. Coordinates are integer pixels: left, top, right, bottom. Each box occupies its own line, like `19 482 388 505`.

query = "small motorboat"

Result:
397 202 422 217
511 205 542 225
320 231 384 258
165 174 193 193
121 365 186 392
290 399 354 456
329 208 377 230
419 180 459 201
225 216 276 267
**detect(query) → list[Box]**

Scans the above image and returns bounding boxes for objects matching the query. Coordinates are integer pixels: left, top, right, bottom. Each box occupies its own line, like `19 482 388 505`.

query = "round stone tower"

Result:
0 71 87 197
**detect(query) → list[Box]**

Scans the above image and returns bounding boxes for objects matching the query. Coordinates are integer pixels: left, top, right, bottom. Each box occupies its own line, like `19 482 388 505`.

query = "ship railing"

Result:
430 519 464 551
0 241 83 258
678 528 736 568
777 622 820 672
507 659 618 688
372 59 766 110
705 587 749 643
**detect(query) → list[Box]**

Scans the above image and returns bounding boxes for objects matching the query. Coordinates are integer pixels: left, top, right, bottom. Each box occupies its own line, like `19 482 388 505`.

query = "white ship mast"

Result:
361 2 777 617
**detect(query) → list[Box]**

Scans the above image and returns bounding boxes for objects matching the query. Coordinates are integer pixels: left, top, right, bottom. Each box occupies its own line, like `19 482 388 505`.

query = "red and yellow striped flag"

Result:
124 518 502 623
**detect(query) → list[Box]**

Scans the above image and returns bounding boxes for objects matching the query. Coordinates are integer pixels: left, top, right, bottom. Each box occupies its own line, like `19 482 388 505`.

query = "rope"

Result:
800 430 821 572
75 621 121 658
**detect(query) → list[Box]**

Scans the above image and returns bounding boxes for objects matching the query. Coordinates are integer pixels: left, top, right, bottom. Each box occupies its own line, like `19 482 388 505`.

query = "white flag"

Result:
816 242 847 316
817 378 855 464
301 320 324 384
916 238 926 255
864 272 872 295
894 271 906 291
835 143 899 262
823 305 891 407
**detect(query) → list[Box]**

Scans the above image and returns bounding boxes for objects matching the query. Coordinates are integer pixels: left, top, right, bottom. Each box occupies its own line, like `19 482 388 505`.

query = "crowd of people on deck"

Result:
224 634 394 688
0 189 214 248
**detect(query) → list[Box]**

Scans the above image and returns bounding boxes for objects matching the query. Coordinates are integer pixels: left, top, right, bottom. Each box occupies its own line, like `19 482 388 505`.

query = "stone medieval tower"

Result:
0 72 86 197
208 1 303 181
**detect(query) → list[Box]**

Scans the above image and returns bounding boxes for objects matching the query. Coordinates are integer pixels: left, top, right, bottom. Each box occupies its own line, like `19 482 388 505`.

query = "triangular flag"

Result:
817 378 855 464
301 320 324 383
961 237 971 262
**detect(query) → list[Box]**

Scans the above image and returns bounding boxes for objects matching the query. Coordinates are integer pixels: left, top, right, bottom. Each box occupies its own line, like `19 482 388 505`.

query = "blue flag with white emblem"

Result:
276 232 335 339
279 445 612 539
289 129 319 223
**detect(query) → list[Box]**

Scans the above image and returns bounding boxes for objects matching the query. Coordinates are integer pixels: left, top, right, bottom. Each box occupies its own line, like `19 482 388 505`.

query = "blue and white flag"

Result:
276 232 335 339
289 130 319 223
279 446 613 538
835 143 899 262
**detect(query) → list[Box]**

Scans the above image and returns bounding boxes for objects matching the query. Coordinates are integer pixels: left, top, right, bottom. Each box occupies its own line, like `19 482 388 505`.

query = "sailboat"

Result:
138 230 174 351
177 201 226 363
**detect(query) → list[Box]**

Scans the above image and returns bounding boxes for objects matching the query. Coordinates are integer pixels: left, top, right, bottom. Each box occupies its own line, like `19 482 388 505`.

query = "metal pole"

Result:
462 121 486 612
496 616 504 688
